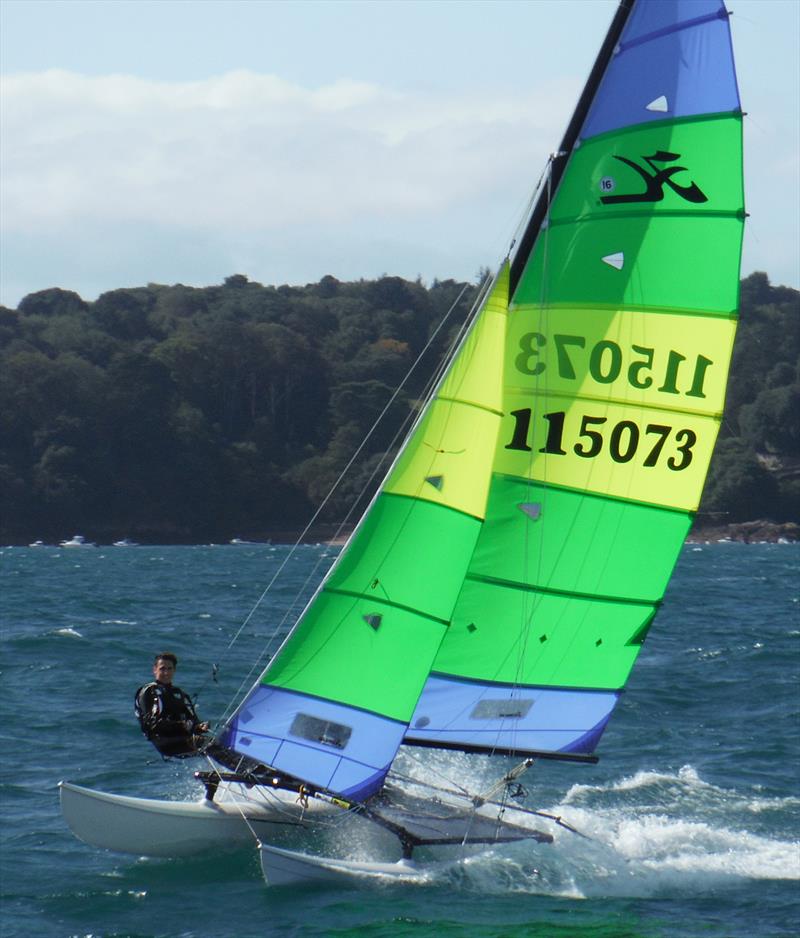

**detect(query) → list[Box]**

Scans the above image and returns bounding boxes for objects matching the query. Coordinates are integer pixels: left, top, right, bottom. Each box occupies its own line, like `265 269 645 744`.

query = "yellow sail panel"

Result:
438 263 509 412
384 265 509 518
384 399 500 517
494 391 720 511
506 305 737 417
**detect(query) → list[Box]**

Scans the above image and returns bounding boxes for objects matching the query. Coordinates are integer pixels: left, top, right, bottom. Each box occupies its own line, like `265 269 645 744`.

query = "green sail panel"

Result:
264 589 448 722
433 577 652 691
468 476 691 604
512 212 742 313
325 495 482 624
555 115 744 227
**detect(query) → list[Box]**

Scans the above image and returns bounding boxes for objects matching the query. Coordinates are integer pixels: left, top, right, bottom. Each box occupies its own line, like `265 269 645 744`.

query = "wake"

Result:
390 755 800 896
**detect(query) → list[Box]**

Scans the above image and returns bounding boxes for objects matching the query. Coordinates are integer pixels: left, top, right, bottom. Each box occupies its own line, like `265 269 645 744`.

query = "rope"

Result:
194 752 360 852
389 755 593 844
203 279 477 726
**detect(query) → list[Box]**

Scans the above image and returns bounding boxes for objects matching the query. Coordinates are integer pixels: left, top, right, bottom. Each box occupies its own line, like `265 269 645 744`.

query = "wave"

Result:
387 755 800 896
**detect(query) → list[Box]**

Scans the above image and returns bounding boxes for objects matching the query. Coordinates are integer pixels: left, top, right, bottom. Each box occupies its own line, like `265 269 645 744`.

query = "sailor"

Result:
135 652 210 757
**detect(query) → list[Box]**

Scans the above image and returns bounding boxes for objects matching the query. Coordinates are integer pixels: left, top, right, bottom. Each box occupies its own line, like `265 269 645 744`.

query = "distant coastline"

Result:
303 520 800 546
686 520 799 544
8 519 798 548
313 521 800 546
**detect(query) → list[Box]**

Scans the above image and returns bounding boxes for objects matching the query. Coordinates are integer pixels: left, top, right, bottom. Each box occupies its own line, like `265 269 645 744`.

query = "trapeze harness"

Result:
134 681 205 757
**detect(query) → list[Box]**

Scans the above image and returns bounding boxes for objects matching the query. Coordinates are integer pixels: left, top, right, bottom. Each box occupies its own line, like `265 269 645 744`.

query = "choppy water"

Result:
1 541 798 937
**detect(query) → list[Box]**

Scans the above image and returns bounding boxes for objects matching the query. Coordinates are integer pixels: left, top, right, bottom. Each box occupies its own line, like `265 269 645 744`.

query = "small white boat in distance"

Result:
28 540 45 547
59 535 96 548
113 538 139 547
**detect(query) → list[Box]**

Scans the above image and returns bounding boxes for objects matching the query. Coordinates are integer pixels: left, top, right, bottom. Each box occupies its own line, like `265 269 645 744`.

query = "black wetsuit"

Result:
135 681 204 757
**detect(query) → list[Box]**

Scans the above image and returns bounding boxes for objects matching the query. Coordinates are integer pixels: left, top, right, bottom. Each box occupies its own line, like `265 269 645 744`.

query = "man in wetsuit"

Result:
135 652 210 757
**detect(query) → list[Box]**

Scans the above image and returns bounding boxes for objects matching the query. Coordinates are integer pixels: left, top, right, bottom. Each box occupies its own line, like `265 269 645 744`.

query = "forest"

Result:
0 270 797 544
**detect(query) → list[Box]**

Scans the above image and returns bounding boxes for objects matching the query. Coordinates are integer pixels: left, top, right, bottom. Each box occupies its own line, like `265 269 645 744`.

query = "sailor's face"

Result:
153 659 175 684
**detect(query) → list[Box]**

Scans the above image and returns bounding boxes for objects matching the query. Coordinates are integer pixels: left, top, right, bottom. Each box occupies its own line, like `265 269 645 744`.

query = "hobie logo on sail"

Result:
599 150 707 204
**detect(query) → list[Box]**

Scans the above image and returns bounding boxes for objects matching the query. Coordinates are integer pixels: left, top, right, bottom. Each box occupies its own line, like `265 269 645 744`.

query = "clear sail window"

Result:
470 699 534 720
290 713 352 749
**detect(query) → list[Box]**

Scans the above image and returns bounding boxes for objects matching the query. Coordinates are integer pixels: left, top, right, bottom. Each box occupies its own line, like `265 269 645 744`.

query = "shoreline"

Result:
6 520 798 548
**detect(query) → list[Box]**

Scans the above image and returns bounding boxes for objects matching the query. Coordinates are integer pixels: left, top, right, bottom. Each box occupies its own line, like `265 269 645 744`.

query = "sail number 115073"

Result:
505 409 697 471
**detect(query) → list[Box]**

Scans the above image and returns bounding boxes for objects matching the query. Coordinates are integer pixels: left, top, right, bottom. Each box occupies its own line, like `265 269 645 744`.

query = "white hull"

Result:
60 780 554 879
59 781 328 857
259 841 429 886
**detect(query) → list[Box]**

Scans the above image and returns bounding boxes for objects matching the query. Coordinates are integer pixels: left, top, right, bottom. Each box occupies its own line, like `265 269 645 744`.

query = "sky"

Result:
1 0 798 309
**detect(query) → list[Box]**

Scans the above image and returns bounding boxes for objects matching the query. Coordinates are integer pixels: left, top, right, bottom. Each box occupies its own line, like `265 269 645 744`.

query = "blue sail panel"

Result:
581 0 739 139
404 676 620 754
218 686 406 801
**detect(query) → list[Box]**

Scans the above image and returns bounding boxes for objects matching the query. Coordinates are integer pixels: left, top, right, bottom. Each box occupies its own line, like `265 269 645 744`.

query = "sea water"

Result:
1 542 798 937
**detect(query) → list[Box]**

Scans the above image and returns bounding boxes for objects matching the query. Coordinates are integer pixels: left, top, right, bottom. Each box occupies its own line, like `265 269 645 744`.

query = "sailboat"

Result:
60 0 744 885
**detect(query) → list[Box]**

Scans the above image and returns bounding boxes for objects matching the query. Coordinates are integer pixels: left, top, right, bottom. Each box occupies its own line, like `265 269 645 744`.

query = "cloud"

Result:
2 68 572 235
8 65 794 307
1 68 585 304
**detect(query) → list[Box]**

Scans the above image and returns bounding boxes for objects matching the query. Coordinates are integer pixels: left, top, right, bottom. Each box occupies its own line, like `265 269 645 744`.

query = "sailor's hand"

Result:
197 722 210 733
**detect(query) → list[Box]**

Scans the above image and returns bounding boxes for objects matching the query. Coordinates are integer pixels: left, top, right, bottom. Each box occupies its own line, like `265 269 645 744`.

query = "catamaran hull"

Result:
58 781 326 857
259 841 428 886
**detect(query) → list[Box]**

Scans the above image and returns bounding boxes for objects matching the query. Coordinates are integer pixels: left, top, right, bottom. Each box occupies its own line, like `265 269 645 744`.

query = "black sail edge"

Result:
508 0 636 299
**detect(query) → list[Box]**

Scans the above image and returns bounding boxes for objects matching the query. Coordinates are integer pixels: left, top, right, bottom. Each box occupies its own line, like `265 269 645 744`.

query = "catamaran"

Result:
61 0 744 885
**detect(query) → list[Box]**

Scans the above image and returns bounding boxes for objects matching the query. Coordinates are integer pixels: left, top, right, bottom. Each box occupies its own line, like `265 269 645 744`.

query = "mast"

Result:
508 0 635 299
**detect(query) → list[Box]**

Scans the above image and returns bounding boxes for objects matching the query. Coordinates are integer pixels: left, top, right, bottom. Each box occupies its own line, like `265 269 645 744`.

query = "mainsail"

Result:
219 0 743 802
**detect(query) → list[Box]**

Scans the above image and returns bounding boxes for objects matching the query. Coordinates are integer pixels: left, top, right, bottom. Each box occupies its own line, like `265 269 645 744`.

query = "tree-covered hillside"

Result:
699 273 799 528
0 271 797 543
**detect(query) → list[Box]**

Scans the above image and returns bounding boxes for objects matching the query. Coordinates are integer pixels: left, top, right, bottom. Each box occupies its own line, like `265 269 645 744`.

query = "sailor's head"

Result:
153 652 177 684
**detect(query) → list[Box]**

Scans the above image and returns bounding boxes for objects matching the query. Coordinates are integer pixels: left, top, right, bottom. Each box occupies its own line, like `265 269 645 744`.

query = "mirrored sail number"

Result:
506 408 696 471
515 332 713 399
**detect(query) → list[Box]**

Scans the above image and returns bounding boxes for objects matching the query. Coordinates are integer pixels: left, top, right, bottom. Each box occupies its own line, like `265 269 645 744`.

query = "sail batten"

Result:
361 490 486 523
436 395 506 418
425 672 629 695
322 586 452 627
547 208 744 225
464 571 661 609
502 385 728 421
511 302 738 320
493 481 696 517
618 8 730 52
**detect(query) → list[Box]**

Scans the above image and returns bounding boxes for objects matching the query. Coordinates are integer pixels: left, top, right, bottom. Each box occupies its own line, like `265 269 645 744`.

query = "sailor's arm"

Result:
135 684 162 736
178 689 209 733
